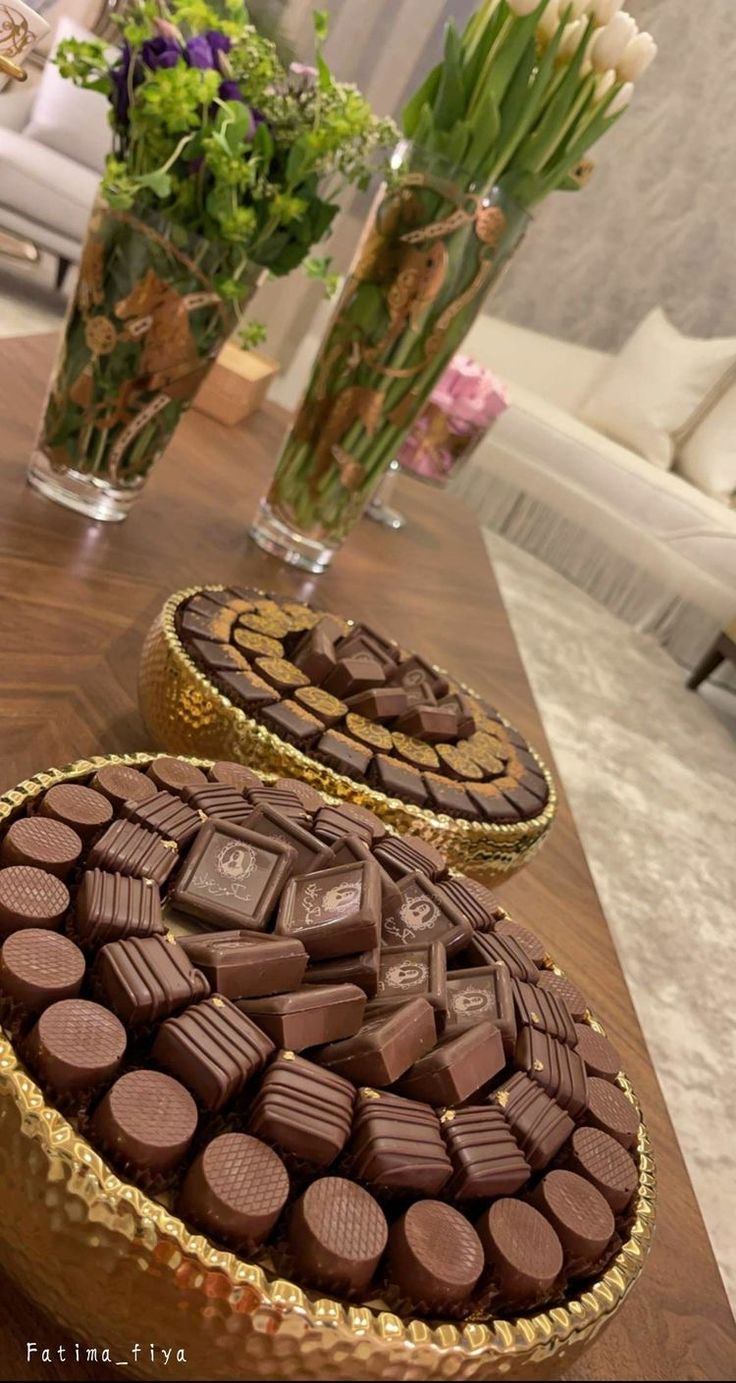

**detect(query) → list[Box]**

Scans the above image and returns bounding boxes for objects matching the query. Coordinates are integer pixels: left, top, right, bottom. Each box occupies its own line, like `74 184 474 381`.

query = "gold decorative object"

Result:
0 754 655 1382
138 589 558 880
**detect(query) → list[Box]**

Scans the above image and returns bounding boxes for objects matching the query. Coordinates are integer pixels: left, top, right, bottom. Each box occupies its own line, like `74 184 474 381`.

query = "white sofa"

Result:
452 315 736 675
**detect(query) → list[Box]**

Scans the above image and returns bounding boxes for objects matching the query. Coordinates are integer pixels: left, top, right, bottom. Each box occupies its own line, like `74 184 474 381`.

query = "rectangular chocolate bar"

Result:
422 773 480 820
245 804 334 877
323 655 386 700
444 964 516 1055
274 860 381 960
178 929 307 999
236 983 366 1050
315 731 372 780
303 947 379 997
370 754 428 807
152 994 274 1110
292 622 338 684
346 687 409 722
316 996 436 1087
259 700 324 748
380 872 472 955
218 668 279 711
374 942 446 1012
393 1020 505 1106
170 820 296 932
394 706 459 743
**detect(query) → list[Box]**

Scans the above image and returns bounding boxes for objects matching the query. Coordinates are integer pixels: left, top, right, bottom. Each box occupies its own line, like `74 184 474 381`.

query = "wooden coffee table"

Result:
0 334 733 1381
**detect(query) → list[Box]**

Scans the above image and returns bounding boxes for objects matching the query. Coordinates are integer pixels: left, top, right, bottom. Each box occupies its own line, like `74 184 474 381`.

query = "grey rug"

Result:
486 531 736 1310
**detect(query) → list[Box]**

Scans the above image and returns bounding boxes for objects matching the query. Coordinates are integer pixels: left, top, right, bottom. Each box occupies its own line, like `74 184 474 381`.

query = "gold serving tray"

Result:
138 589 557 880
0 754 654 1381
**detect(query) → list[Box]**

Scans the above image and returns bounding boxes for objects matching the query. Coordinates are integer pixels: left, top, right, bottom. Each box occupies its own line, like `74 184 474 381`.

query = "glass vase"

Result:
251 141 529 572
27 198 259 522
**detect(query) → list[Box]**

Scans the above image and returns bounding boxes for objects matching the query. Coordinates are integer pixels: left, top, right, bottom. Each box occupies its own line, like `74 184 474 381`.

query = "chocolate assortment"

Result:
0 756 640 1326
173 588 551 826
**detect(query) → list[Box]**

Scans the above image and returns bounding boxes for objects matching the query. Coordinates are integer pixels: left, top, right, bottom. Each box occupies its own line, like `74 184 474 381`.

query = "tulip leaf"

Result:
402 65 441 137
461 0 508 99
433 21 465 130
412 101 435 149
465 88 501 181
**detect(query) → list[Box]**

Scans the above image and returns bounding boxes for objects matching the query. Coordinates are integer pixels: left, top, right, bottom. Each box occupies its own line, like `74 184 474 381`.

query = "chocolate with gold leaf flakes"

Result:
152 994 274 1111
440 1105 531 1199
247 1050 355 1167
122 790 202 847
348 1088 451 1196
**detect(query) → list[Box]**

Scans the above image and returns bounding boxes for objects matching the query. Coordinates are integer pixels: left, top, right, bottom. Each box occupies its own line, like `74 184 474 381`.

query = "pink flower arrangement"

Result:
398 354 509 483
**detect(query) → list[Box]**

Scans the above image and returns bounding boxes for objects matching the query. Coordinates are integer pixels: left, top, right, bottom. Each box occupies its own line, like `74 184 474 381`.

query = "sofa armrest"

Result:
0 83 37 132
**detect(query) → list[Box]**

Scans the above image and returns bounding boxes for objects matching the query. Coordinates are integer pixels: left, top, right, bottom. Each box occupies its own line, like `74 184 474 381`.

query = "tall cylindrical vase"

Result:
28 198 259 522
251 141 529 572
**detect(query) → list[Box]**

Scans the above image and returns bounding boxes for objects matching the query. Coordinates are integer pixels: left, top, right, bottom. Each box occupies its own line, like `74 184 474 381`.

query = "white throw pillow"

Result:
24 18 112 175
675 386 736 505
579 308 736 469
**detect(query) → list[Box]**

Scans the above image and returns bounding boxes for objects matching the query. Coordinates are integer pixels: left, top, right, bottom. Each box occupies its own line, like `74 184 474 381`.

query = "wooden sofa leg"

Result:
55 256 71 292
687 636 725 690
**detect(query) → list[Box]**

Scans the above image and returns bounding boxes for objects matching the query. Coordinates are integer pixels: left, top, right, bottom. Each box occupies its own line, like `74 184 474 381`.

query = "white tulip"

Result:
537 0 560 43
568 0 592 18
596 68 616 99
590 10 637 69
617 31 657 81
607 81 633 115
558 18 585 60
507 0 542 16
592 0 624 23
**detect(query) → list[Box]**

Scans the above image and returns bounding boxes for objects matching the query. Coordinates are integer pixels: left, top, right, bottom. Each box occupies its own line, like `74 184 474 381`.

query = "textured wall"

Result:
491 0 736 348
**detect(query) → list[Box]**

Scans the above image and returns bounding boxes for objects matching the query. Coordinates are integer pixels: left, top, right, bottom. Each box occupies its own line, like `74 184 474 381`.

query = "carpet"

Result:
485 530 736 1310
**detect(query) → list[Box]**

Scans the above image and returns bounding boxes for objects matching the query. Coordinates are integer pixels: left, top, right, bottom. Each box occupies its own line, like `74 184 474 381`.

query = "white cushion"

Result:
579 308 736 470
464 314 608 414
24 17 111 174
0 126 99 241
676 387 736 506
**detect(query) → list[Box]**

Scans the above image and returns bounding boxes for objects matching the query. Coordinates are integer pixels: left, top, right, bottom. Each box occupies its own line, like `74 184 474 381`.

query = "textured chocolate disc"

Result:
38 784 112 839
26 998 126 1095
387 1200 483 1311
232 628 283 659
568 1126 638 1213
344 714 393 752
0 929 85 1012
288 1177 388 1296
254 657 309 691
586 1078 640 1149
537 970 588 1022
294 686 348 726
91 763 158 808
0 866 70 936
0 817 82 880
92 1069 198 1177
436 744 484 782
147 757 207 795
178 1133 289 1249
208 761 263 792
574 1024 622 1081
531 1169 615 1266
476 1197 563 1309
392 732 440 771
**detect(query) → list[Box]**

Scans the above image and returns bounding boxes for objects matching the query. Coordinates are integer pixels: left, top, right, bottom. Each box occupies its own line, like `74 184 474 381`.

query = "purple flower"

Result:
110 43 142 122
219 78 243 101
185 34 216 68
206 30 231 57
141 34 181 70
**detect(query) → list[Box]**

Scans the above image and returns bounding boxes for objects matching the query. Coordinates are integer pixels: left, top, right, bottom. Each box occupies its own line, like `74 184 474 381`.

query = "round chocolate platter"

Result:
0 754 653 1382
138 587 557 879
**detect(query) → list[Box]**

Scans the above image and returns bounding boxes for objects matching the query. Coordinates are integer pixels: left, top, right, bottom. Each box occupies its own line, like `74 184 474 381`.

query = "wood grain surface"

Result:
0 334 733 1382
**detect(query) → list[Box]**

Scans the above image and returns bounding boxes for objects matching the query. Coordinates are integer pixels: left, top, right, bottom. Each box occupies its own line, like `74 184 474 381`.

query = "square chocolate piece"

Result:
440 1105 531 1199
443 963 516 1055
374 942 446 1012
323 655 386 700
178 930 307 999
380 872 472 955
94 934 209 1028
346 688 409 722
327 834 401 915
348 1089 451 1195
303 947 380 997
74 869 164 949
422 773 479 820
237 983 366 1050
152 994 274 1110
316 731 372 780
274 860 381 960
218 669 279 710
247 1050 355 1167
170 820 296 932
245 804 335 877
370 754 428 807
260 700 323 748
393 1020 505 1105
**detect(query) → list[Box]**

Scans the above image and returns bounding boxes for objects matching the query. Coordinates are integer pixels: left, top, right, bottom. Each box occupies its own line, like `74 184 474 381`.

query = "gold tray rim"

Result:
0 752 655 1367
142 586 558 850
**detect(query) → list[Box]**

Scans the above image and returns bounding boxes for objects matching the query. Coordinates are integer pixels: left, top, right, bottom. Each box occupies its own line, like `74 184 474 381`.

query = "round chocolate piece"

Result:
387 1200 483 1312
178 1133 289 1250
0 929 85 1013
38 783 113 840
92 1069 197 1178
531 1169 615 1267
392 732 440 771
254 656 309 691
232 627 284 660
344 713 393 752
0 866 70 936
208 761 263 792
567 1126 638 1213
26 998 126 1096
586 1077 640 1149
537 970 588 1022
476 1198 563 1309
294 686 348 726
0 817 82 880
574 1023 622 1081
288 1176 387 1296
91 763 158 809
273 778 324 814
436 744 484 782
148 756 208 795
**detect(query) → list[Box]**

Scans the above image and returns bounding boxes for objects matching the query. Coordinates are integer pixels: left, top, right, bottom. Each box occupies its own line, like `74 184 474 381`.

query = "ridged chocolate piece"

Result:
574 1023 622 1081
86 820 178 887
122 791 201 847
246 786 309 821
303 947 379 997
247 1050 355 1166
434 876 504 931
0 816 82 881
244 804 334 877
38 783 112 840
273 778 324 814
566 1126 638 1212
476 1198 563 1309
490 1071 574 1172
275 861 381 961
147 756 208 796
444 963 516 1054
92 1069 197 1179
374 942 447 1012
0 928 85 1013
237 984 365 1051
348 1089 451 1195
380 872 472 955
388 1201 483 1313
178 1132 289 1251
372 834 446 883
463 929 537 983
496 917 546 967
537 969 588 1022
316 998 436 1087
91 763 158 809
94 935 209 1028
441 1105 531 1199
0 865 70 936
170 820 296 932
26 998 126 1097
288 1177 388 1296
180 783 254 827
585 1077 639 1149
178 930 307 999
152 995 274 1110
313 803 386 846
394 1020 504 1106
530 1169 614 1271
74 869 164 949
512 978 576 1046
515 1026 589 1118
